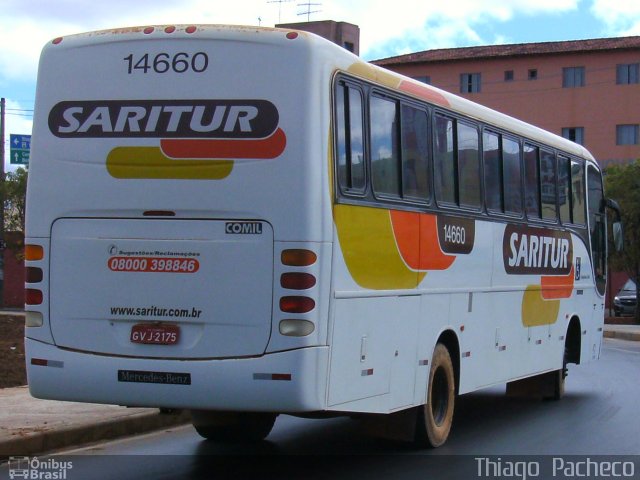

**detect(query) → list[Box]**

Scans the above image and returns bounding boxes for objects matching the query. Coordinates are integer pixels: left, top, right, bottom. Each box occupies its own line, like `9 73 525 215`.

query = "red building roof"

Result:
374 36 640 65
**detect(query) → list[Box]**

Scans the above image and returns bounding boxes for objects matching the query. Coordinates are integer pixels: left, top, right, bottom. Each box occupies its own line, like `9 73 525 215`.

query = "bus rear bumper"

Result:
25 338 328 412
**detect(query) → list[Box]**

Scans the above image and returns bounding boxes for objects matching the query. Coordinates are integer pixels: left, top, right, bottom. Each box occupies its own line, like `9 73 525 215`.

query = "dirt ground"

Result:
0 315 26 388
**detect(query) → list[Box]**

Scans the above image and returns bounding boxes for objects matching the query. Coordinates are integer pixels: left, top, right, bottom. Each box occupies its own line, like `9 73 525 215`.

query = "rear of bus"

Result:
25 25 336 416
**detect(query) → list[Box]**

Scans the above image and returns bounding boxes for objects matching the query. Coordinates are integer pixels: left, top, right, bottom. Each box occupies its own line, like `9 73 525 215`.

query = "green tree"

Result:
0 167 28 257
604 160 640 323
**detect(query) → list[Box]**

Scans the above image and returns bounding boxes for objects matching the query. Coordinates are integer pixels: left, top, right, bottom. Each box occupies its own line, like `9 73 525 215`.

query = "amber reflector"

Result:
25 245 44 261
281 249 317 267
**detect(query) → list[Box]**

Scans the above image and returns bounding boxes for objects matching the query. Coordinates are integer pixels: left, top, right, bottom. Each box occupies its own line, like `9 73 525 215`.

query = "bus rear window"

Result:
336 82 366 193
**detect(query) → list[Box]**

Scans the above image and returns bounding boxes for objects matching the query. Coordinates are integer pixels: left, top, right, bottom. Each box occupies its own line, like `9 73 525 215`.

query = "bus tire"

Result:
415 343 456 448
548 347 568 401
191 411 277 442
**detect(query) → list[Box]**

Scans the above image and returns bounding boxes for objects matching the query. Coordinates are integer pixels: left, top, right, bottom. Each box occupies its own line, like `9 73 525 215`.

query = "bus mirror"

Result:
612 221 624 253
605 198 623 252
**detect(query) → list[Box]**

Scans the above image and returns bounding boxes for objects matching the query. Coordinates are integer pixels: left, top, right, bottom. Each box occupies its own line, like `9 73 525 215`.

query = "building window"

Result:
504 70 514 82
562 127 584 145
616 124 639 145
460 73 481 93
617 63 639 84
563 66 585 88
528 69 538 80
413 75 431 84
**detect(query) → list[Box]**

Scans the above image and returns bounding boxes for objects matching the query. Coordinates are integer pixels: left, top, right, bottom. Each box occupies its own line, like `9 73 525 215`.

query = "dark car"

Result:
614 279 637 316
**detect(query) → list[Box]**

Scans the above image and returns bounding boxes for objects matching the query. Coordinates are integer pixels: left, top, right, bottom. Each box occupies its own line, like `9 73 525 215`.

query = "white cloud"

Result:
590 0 640 35
0 0 287 84
0 0 587 83
343 0 581 58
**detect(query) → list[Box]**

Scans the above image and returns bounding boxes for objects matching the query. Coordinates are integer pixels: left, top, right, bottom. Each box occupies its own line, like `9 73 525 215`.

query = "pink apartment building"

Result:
373 37 640 169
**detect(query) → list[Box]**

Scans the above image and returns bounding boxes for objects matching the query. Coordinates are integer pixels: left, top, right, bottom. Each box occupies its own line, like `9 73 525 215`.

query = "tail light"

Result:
280 296 315 314
25 244 45 327
280 272 316 290
26 289 43 305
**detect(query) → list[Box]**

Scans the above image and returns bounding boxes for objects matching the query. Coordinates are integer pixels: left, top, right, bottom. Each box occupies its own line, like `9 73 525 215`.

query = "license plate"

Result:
130 324 180 345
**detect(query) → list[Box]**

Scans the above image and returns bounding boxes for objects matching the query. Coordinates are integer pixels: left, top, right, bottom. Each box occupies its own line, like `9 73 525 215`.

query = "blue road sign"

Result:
10 134 31 165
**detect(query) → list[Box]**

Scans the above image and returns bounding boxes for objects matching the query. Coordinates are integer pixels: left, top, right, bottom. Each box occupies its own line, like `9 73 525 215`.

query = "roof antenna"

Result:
297 2 322 22
267 0 294 24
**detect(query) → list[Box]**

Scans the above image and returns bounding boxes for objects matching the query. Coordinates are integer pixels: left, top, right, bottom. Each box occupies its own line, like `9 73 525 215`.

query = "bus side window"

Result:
458 122 481 209
524 143 541 219
540 149 557 221
370 95 400 197
336 82 365 193
401 105 430 201
434 114 456 205
503 137 522 215
483 131 502 212
571 159 586 225
558 155 572 224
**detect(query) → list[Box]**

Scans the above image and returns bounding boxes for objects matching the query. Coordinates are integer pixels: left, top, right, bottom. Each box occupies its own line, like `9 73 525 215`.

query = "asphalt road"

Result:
5 339 640 479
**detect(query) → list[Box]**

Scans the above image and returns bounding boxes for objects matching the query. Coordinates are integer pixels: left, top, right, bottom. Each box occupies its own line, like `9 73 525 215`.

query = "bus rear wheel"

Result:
191 411 277 442
416 343 456 448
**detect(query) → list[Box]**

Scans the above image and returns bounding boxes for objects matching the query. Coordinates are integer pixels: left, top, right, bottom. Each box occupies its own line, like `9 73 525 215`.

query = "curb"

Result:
603 330 640 342
0 409 191 459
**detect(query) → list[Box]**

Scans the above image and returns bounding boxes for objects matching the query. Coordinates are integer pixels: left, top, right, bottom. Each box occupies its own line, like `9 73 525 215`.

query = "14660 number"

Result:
443 224 466 245
123 52 209 74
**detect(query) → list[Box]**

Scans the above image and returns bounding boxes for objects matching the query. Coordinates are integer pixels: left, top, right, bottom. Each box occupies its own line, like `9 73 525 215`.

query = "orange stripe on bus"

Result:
390 210 456 271
540 266 575 300
398 81 450 108
160 128 287 159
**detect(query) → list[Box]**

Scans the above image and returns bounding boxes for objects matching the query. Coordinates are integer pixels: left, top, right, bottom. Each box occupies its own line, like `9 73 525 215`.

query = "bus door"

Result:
587 165 606 360
587 166 606 297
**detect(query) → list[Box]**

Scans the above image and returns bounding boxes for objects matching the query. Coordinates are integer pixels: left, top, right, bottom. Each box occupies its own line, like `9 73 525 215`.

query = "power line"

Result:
5 112 33 118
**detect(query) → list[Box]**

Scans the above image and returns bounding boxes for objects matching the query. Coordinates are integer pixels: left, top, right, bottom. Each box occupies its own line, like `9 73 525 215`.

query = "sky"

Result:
2 0 640 168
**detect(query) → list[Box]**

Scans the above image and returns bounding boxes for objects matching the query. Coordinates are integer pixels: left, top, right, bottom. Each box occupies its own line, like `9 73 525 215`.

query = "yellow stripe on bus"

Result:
334 204 424 289
107 146 234 180
521 284 561 327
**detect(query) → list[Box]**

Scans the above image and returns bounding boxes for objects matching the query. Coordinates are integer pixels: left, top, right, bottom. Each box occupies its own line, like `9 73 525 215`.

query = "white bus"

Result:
25 24 621 447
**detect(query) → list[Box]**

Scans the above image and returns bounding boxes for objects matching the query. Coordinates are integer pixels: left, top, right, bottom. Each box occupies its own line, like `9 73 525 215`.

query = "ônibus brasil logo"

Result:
47 99 287 179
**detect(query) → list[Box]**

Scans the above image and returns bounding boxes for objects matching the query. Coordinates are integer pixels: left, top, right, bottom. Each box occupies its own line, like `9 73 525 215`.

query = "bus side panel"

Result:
327 295 419 412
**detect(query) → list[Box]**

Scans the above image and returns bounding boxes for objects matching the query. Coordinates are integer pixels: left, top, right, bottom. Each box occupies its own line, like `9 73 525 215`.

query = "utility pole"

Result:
0 97 5 307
